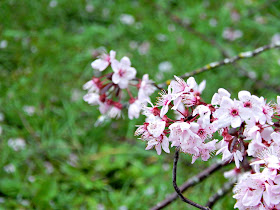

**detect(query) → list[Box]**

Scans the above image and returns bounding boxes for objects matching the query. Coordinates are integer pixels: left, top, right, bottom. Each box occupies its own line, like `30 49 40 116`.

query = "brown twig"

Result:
171 148 210 210
180 42 280 79
151 159 226 210
206 179 236 208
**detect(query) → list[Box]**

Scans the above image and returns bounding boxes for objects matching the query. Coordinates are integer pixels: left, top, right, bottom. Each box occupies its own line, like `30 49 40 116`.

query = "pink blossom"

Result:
83 92 100 105
83 79 100 93
213 97 243 128
91 50 116 71
258 97 274 125
141 101 160 117
108 105 122 119
216 139 243 168
238 90 262 121
233 173 265 209
111 57 136 89
145 135 170 155
211 88 231 106
128 100 142 120
147 118 166 138
156 86 174 117
138 74 156 101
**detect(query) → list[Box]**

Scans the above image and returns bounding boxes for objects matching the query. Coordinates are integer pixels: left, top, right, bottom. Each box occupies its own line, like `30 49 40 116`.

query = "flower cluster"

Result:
134 76 280 209
233 145 280 209
83 50 156 119
135 76 218 161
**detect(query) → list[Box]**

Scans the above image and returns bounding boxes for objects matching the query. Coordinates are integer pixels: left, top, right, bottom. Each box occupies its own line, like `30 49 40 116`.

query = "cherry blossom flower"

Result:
111 57 136 89
233 173 265 209
128 100 142 120
213 97 243 128
91 50 116 71
138 74 156 101
238 90 262 121
145 135 170 155
211 88 231 106
258 97 274 125
83 92 100 105
157 86 174 117
216 138 243 168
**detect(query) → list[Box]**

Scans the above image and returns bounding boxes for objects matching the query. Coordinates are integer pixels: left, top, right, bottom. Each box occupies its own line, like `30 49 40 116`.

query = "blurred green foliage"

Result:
0 0 280 209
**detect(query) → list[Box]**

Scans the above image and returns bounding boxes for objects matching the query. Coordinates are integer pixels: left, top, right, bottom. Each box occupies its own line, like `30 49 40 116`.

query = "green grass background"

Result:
0 0 280 209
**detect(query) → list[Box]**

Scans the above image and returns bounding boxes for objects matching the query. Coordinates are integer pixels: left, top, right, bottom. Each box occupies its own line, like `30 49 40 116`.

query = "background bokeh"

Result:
0 0 280 209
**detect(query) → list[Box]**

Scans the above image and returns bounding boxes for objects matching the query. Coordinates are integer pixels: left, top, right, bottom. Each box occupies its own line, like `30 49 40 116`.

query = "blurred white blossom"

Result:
28 176 35 183
0 197 5 203
4 164 15 173
156 34 167 42
0 40 8 49
0 113 4 122
271 33 280 44
8 138 26 151
85 4 94 13
138 41 150 55
222 28 243 41
120 14 135 25
23 105 35 116
97 204 105 210
129 41 138 50
44 161 54 174
144 186 155 195
158 61 172 72
230 10 240 22
68 153 78 167
49 0 57 7
168 24 176 32
71 89 83 102
209 18 217 27
119 206 128 210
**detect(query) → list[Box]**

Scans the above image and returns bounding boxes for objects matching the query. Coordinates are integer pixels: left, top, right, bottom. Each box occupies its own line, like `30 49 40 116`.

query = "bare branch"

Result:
181 42 280 79
151 160 226 210
206 179 236 208
171 148 211 210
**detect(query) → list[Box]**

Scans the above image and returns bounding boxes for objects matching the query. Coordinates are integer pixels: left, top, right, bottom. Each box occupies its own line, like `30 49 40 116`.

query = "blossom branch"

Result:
151 161 226 210
206 179 236 208
181 42 280 79
172 148 211 210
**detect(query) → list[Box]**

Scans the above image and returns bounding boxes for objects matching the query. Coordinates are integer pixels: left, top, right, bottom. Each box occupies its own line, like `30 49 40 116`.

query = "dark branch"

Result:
150 160 226 210
172 149 211 210
206 179 236 208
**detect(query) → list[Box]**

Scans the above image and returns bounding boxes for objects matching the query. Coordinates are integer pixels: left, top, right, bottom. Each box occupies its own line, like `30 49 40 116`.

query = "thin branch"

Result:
172 148 211 210
151 160 226 210
181 42 280 79
206 179 236 208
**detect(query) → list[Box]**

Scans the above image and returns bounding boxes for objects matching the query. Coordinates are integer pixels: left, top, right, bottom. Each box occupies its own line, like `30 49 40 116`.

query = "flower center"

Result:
230 108 239 116
244 101 251 108
118 69 125 77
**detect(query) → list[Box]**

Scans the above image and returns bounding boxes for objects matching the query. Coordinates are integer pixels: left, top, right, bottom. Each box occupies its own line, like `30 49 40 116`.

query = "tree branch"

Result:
171 148 211 210
180 42 280 79
151 160 226 210
206 179 236 208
